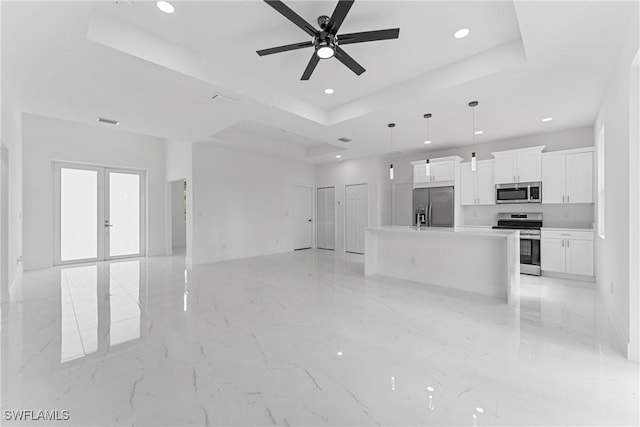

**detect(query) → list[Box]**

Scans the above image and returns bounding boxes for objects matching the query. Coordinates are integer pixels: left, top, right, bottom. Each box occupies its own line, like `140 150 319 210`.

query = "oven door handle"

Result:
520 235 540 240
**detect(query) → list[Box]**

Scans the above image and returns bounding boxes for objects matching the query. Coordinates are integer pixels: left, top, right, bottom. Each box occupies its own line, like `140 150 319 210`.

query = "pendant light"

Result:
469 101 479 171
388 123 396 180
424 113 432 176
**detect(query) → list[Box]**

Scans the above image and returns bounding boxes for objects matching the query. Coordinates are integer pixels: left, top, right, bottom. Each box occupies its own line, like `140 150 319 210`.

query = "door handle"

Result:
567 195 570 203
567 239 570 248
104 221 113 227
562 195 565 203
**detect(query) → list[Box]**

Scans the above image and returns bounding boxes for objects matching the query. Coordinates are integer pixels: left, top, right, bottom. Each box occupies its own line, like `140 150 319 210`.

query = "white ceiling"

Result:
2 1 637 164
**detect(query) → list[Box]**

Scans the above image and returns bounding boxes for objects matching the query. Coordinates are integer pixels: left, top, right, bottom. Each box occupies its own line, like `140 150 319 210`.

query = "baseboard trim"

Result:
628 340 639 363
541 271 595 286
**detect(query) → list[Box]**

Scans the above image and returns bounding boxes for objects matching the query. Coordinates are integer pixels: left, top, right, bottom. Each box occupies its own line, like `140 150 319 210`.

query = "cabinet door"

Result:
566 239 594 276
460 162 476 205
493 155 516 184
413 163 430 184
431 161 454 182
542 153 566 203
566 152 593 203
541 238 565 273
476 161 495 205
516 151 542 182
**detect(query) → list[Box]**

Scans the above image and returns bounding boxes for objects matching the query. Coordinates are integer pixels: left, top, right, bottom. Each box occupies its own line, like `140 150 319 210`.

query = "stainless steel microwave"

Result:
496 182 541 204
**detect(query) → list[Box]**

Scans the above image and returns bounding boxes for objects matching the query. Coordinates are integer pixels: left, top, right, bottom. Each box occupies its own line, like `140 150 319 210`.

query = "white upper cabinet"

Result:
566 151 594 203
460 160 495 205
542 148 593 204
491 146 545 184
411 156 462 185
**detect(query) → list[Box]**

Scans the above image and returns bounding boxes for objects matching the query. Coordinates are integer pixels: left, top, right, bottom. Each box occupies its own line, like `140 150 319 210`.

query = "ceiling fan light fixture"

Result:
316 44 335 59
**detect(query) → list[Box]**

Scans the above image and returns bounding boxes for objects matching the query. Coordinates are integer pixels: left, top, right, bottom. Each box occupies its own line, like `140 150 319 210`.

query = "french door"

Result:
54 163 145 264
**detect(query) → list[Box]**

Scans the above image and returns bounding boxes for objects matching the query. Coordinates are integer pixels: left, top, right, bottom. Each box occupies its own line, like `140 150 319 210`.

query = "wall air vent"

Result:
338 137 352 143
96 117 119 126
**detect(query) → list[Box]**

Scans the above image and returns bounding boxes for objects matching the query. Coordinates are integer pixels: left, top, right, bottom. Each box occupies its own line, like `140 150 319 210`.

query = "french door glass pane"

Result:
61 168 97 261
109 172 140 257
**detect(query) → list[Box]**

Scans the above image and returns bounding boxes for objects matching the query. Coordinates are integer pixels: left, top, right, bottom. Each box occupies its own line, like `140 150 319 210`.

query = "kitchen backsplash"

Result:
463 203 595 229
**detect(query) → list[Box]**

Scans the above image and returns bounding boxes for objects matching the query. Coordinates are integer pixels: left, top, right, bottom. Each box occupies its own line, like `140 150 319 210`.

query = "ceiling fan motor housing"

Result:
315 32 337 55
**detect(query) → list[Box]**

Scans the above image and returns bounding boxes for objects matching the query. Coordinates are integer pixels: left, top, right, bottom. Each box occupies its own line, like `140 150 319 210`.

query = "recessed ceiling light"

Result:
335 155 342 159
475 130 484 135
156 1 174 14
541 117 553 122
423 140 432 144
454 28 470 39
336 351 343 356
324 88 334 95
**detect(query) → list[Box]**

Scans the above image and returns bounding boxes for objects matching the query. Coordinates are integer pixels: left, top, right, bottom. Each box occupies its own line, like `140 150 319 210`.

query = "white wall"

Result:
164 139 192 259
0 84 23 296
190 143 315 265
22 114 166 270
171 179 186 249
315 155 391 253
594 5 639 361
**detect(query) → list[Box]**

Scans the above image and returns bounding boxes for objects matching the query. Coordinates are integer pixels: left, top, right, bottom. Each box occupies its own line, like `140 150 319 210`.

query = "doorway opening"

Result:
53 163 146 265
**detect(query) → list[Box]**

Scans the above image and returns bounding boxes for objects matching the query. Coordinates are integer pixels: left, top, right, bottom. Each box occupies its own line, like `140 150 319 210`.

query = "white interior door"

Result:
293 186 313 250
345 184 368 254
317 187 335 250
55 163 145 264
392 182 413 225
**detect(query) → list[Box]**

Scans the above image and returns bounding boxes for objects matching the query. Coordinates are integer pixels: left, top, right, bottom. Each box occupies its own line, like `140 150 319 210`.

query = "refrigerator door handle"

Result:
428 203 432 227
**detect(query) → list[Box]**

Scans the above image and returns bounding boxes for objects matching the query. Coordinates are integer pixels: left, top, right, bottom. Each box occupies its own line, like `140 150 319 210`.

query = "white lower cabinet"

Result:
541 229 594 276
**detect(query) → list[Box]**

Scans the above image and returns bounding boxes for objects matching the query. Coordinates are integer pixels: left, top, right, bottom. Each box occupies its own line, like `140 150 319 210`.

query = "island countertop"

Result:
365 226 520 303
367 225 519 238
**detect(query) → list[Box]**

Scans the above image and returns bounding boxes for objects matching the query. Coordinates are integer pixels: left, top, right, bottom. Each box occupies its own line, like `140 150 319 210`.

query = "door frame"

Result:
53 162 146 265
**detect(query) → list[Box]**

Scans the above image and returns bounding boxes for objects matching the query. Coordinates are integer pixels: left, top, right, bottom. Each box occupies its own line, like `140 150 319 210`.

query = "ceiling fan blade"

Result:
301 53 320 80
264 0 318 37
338 28 400 45
334 46 365 76
326 0 355 35
257 41 314 56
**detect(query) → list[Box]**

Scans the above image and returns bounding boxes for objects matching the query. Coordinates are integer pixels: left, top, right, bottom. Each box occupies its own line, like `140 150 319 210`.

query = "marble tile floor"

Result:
1 249 638 426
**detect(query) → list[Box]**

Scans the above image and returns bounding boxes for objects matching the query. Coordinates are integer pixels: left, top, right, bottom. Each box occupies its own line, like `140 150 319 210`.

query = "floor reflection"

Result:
59 260 145 364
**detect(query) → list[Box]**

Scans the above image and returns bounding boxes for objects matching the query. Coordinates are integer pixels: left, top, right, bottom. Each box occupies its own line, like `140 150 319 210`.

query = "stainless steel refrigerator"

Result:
412 186 454 227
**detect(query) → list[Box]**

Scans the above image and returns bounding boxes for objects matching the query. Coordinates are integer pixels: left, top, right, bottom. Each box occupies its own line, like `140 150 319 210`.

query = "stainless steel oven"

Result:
496 182 541 204
492 213 542 276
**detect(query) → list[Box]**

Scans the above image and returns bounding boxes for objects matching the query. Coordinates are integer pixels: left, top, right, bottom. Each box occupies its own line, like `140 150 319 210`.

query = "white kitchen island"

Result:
365 226 520 303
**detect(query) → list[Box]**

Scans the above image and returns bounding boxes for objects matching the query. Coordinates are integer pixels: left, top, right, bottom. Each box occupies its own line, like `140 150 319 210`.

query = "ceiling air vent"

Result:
210 94 238 103
338 137 352 143
96 117 119 126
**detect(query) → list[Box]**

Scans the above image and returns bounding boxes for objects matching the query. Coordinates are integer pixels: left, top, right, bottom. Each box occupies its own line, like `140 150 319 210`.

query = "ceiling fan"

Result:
257 0 400 80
